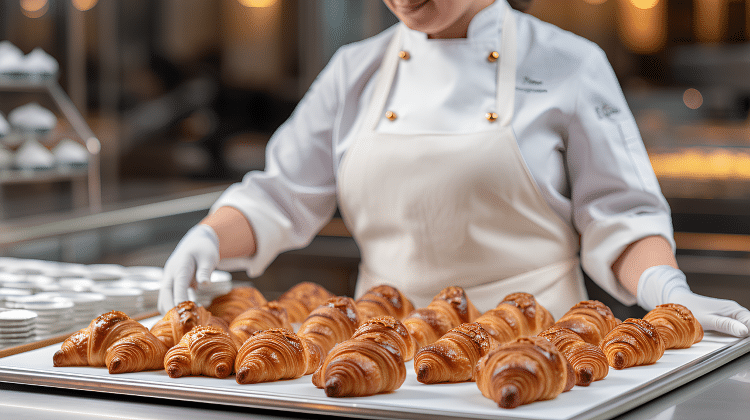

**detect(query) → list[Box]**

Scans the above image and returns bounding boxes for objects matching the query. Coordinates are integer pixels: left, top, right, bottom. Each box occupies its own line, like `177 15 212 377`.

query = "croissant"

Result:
312 316 415 397
235 328 321 384
151 301 231 348
553 300 619 345
501 293 555 331
164 325 237 378
475 292 555 344
272 282 335 323
414 322 496 384
297 296 361 359
53 311 168 374
600 318 665 370
355 284 415 321
643 303 703 349
207 286 268 323
229 302 293 345
538 326 608 386
403 286 481 350
475 336 575 409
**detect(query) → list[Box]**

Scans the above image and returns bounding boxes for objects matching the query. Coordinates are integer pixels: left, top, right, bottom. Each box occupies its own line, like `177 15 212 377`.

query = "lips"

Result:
391 0 429 13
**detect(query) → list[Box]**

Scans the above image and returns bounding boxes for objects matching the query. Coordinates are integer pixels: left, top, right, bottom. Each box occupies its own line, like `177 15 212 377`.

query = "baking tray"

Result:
0 317 748 420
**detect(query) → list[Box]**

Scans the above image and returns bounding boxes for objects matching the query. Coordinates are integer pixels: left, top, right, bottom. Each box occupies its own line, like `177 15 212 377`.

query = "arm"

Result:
200 206 256 259
612 235 676 297
158 47 350 313
569 48 750 336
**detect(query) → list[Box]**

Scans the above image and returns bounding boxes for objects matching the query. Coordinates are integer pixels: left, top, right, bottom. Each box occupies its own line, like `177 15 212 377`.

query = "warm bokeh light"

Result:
694 0 728 43
629 0 659 9
71 0 99 12
683 88 704 110
237 0 278 7
20 0 48 18
583 0 608 4
650 148 750 181
618 0 666 53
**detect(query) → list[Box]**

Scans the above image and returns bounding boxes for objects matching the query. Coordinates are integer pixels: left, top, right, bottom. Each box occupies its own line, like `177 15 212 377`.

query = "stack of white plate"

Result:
0 274 56 294
90 286 144 316
86 271 123 284
124 266 163 281
188 270 233 307
0 309 37 347
0 287 33 307
35 292 106 328
116 276 160 311
4 295 74 338
86 264 129 277
0 272 26 286
57 277 96 293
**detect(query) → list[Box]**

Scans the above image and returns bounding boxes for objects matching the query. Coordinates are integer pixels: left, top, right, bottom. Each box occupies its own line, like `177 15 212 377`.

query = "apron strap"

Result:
497 5 517 127
365 26 404 131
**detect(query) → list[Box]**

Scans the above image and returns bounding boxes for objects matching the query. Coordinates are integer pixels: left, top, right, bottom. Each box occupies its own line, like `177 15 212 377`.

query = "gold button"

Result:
386 111 397 121
485 112 498 122
488 51 499 62
399 51 410 60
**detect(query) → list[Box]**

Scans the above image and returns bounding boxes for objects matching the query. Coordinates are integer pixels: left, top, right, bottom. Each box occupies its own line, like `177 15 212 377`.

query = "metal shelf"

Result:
0 77 101 215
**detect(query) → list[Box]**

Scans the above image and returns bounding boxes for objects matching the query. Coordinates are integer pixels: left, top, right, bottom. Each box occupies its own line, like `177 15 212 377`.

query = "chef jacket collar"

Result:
400 0 505 41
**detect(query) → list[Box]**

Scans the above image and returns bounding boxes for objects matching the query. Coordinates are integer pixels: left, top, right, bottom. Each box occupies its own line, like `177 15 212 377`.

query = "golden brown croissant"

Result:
150 301 231 348
414 322 496 384
474 336 575 409
297 296 361 360
553 300 619 345
312 316 415 397
500 292 555 331
53 311 168 374
229 302 293 345
207 286 268 323
355 284 415 321
164 325 237 378
475 292 555 344
644 303 703 349
538 326 609 386
402 286 481 350
271 282 335 324
600 318 665 370
235 328 321 384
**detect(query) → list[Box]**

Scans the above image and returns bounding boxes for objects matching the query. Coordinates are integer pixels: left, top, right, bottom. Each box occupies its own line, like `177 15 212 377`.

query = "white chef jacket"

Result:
212 0 674 306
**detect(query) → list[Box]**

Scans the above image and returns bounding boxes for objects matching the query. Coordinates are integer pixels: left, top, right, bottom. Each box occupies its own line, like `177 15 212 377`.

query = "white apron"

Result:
336 5 587 319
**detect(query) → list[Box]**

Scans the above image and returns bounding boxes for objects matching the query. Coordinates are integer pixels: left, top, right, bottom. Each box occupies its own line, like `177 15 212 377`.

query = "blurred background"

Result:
1 0 749 318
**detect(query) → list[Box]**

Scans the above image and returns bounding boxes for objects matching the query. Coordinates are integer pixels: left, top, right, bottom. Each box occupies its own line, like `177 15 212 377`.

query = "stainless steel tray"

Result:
0 325 747 420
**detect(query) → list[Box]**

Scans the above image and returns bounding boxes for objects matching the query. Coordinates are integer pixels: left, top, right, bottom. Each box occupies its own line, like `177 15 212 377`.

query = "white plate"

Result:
0 331 36 341
124 266 163 280
0 309 37 322
35 292 106 304
0 288 32 297
0 325 36 335
58 278 95 292
4 296 75 311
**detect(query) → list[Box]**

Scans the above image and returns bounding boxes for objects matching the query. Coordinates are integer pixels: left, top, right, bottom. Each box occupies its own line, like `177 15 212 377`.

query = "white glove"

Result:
158 224 220 314
637 265 750 337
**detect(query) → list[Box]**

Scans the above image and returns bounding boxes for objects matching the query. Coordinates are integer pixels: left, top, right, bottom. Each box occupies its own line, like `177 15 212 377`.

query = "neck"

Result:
427 0 496 39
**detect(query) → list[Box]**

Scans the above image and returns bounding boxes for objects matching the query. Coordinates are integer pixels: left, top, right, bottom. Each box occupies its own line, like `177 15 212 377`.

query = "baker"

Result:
158 0 750 336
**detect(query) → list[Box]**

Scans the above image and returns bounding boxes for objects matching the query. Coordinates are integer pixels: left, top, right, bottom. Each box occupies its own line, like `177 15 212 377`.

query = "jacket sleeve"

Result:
567 46 675 306
210 50 345 277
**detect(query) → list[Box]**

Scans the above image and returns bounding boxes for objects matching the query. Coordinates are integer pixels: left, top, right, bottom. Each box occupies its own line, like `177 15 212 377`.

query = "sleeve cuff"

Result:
580 213 676 306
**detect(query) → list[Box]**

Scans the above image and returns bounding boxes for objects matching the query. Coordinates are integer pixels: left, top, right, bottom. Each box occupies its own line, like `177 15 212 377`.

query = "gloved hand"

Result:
158 224 220 314
637 265 750 337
